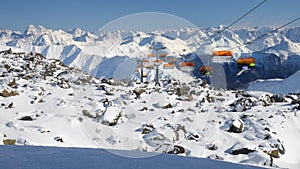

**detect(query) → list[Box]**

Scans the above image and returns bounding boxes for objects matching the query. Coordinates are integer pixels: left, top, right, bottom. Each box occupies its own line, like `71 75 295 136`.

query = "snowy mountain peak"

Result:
68 27 86 38
24 25 47 36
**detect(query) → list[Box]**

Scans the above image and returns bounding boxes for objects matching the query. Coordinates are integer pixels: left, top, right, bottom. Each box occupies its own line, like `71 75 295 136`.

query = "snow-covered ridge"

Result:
0 25 300 90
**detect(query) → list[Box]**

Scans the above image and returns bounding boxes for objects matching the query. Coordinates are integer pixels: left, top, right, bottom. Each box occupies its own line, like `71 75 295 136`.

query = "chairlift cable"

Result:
207 0 268 43
230 17 300 50
219 0 268 35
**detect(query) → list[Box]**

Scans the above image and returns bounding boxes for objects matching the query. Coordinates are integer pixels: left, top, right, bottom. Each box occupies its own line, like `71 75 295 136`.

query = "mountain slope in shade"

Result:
248 70 300 94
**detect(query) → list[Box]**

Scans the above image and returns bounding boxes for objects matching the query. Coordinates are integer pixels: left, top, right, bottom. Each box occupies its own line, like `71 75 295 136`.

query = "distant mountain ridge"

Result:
0 25 299 84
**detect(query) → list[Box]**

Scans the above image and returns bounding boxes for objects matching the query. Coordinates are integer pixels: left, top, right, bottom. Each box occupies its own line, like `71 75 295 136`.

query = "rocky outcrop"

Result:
0 89 18 97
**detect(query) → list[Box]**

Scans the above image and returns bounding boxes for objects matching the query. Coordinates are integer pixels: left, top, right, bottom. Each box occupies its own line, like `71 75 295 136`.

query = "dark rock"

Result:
235 91 252 98
6 102 13 109
105 92 114 96
163 103 173 109
139 107 148 111
0 89 19 97
58 79 71 89
207 154 224 160
232 148 255 155
271 95 285 102
3 139 16 145
133 88 146 97
54 136 64 143
19 116 33 121
141 124 155 134
82 110 95 118
291 100 300 105
100 78 109 84
266 149 280 158
228 119 244 133
263 133 271 140
230 98 256 112
23 74 33 80
4 64 11 71
186 132 201 141
175 85 190 97
207 144 218 150
97 85 106 91
8 79 17 88
167 145 185 154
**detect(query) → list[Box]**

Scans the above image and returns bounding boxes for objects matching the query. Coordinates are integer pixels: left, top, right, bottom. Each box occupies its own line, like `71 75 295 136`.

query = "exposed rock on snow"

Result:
229 119 244 133
18 116 33 121
232 148 255 155
3 139 16 145
0 89 19 97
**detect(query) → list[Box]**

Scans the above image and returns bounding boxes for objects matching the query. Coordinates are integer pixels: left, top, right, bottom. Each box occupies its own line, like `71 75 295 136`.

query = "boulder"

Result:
271 95 285 102
162 103 173 109
185 132 201 142
207 144 218 151
167 145 185 154
18 116 33 121
3 139 16 145
207 154 224 160
82 110 96 118
133 88 146 97
8 79 17 88
0 89 19 97
232 148 255 155
175 85 190 96
266 149 280 158
229 119 244 133
141 124 155 134
230 98 257 112
58 79 71 89
102 106 122 126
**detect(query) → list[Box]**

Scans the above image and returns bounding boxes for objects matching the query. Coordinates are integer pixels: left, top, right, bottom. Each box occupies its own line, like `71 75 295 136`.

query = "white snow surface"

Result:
248 70 300 94
0 51 299 169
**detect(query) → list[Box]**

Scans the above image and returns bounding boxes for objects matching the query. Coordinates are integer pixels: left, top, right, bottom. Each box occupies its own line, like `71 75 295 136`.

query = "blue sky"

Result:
0 0 299 32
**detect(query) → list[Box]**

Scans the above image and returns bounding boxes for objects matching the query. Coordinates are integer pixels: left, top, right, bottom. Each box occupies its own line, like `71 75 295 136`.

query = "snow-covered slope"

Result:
0 51 299 168
248 70 300 94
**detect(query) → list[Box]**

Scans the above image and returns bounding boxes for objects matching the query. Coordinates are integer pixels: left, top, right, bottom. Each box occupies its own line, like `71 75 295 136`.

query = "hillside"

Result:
0 50 299 168
248 70 300 94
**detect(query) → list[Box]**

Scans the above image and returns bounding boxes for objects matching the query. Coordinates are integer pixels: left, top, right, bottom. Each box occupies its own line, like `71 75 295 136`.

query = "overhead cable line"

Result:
218 0 268 34
207 0 268 43
230 17 300 50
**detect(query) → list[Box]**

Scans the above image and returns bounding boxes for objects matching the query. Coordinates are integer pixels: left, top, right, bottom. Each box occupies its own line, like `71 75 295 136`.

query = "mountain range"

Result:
0 25 300 88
